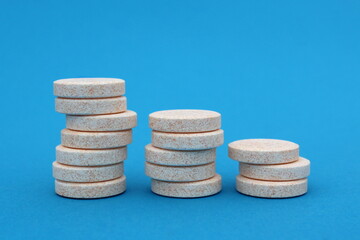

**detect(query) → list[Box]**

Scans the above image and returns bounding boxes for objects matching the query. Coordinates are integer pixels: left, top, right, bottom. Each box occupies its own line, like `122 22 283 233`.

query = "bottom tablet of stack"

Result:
53 146 127 199
228 139 311 198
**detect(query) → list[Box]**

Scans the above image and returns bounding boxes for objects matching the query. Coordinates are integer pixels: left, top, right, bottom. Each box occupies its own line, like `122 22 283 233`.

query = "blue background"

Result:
0 0 359 239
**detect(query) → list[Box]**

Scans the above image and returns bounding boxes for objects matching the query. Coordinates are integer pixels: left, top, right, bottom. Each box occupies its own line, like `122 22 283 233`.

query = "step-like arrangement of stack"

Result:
228 139 310 198
53 78 137 199
145 110 224 198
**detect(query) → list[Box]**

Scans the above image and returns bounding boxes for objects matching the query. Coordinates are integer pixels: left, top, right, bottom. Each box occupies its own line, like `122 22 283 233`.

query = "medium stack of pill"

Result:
228 139 310 198
145 110 224 198
53 78 137 199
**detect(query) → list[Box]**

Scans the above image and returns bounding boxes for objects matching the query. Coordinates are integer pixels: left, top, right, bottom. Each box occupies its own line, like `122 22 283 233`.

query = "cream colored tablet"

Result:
55 96 126 115
66 110 137 131
53 161 123 182
236 175 307 198
149 109 221 132
152 129 224 150
228 139 299 164
151 174 222 198
54 78 125 98
145 144 216 166
61 129 132 149
55 176 126 199
145 162 215 182
56 145 127 166
240 157 310 181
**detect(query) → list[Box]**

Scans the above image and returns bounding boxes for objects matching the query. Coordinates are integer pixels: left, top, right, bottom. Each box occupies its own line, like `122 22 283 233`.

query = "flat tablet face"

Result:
149 109 221 132
229 139 298 152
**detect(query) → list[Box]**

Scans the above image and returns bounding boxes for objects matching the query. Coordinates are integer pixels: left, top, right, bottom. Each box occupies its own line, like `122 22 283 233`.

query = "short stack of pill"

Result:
53 78 137 199
228 139 310 198
145 110 224 198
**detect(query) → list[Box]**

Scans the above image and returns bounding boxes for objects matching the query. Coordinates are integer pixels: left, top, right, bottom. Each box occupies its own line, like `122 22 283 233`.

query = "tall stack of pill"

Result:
228 139 310 198
145 110 224 198
53 78 137 199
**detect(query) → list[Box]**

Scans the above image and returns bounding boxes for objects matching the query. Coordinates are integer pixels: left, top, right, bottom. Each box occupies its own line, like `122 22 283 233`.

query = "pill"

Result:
55 97 127 115
61 129 132 149
55 176 126 199
228 139 299 164
236 175 307 198
145 144 216 166
56 145 127 166
145 162 215 182
152 129 224 150
151 174 222 198
53 161 123 182
66 110 137 131
240 157 310 181
149 109 221 133
54 78 125 98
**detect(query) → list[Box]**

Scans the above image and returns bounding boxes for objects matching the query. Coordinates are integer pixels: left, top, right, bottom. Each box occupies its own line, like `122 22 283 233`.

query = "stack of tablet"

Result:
53 78 137 199
228 139 310 198
145 110 224 198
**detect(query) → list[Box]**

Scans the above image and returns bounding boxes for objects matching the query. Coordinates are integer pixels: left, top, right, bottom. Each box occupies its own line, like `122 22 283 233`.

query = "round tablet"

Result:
56 145 127 166
54 78 125 98
55 97 127 115
151 174 222 198
145 144 216 166
236 175 307 198
61 129 132 149
53 161 124 182
66 110 137 131
240 157 310 181
228 139 299 164
145 162 215 182
55 176 126 199
149 109 221 133
152 129 224 150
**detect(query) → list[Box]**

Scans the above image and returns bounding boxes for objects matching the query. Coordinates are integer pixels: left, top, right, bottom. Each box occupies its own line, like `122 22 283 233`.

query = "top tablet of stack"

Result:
146 110 224 198
53 78 137 199
228 139 310 198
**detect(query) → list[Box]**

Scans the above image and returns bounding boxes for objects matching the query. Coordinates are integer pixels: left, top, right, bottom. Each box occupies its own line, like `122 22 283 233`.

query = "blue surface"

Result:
0 0 359 239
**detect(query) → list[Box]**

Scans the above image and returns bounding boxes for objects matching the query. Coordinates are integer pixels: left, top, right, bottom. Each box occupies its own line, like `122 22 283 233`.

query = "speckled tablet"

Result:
55 176 126 199
56 145 127 166
236 175 307 198
54 78 125 98
145 144 216 166
240 157 310 181
55 97 127 115
152 129 224 150
53 161 123 182
61 129 132 149
151 174 222 198
145 162 215 182
66 110 137 131
149 109 221 133
228 139 299 164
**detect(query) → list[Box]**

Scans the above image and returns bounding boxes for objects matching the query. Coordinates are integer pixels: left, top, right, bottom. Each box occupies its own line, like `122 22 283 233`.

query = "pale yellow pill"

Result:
240 157 310 181
61 129 132 149
55 97 127 115
152 129 224 150
56 145 127 166
66 110 137 131
54 78 125 98
236 175 307 198
55 176 126 199
228 139 299 164
52 161 123 182
145 144 216 166
149 109 221 132
151 174 222 198
145 162 215 182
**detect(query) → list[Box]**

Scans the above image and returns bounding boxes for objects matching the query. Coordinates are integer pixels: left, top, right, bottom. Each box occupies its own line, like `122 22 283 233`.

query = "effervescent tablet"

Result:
151 174 222 198
55 176 126 199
